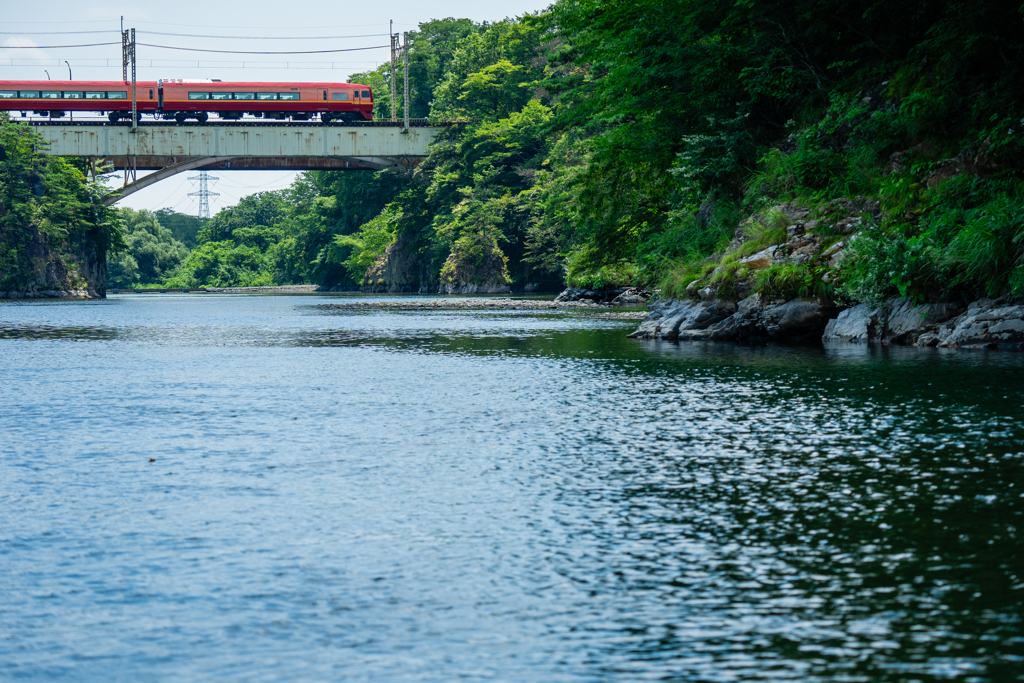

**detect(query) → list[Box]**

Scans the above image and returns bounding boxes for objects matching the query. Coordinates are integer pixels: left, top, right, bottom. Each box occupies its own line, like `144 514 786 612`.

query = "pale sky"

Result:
2 0 553 216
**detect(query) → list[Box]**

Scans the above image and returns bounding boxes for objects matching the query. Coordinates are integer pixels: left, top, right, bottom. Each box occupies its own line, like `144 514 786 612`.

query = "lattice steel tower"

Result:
187 171 220 219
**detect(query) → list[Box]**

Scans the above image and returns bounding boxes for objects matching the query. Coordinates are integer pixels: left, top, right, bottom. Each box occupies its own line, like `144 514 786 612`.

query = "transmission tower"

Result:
187 170 220 219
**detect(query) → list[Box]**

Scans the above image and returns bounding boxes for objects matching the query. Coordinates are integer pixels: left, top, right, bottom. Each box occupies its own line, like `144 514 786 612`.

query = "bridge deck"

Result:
30 122 439 160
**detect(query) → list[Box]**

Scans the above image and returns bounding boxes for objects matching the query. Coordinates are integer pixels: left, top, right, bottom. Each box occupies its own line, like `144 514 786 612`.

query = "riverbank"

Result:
630 295 1024 350
317 297 648 319
627 200 1024 350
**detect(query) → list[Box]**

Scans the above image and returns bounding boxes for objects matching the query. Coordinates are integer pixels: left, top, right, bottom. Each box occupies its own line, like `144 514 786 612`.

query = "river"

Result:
1 294 1022 682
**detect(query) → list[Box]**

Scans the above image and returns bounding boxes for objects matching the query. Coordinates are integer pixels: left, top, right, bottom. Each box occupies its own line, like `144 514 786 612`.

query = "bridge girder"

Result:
27 123 438 204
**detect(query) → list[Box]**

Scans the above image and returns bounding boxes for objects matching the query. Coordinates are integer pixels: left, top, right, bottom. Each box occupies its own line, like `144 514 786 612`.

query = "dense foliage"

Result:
107 209 189 288
0 114 121 293
127 1 1024 302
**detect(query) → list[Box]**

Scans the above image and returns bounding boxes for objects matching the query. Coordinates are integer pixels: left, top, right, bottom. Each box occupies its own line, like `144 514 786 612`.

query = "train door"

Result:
158 85 164 111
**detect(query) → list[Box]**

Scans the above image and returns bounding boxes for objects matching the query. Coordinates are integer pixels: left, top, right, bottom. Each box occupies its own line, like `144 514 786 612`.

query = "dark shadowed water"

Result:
1 295 1022 682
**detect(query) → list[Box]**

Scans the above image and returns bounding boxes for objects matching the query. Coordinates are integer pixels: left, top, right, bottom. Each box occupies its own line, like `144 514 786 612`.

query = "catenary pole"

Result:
403 31 409 129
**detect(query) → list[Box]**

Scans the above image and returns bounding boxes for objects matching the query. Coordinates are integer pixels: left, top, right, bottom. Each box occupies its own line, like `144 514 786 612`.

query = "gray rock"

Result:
628 299 736 339
610 287 653 306
938 303 1024 349
885 300 963 344
705 295 764 340
822 304 878 343
822 299 963 345
821 241 845 259
761 299 836 338
660 301 737 340
738 246 778 270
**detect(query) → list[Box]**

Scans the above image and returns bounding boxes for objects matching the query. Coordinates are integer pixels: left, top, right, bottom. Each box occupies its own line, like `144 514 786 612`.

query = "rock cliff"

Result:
0 222 106 299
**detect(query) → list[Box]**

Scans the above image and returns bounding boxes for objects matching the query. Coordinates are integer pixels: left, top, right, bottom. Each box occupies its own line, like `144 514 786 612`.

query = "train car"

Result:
158 79 373 123
0 79 373 124
0 80 159 121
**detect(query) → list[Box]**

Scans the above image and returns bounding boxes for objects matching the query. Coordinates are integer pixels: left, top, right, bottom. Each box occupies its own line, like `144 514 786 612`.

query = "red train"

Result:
0 79 373 123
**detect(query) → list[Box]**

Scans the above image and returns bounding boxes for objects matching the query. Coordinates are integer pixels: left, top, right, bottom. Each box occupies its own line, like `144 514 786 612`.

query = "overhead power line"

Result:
1 42 388 54
1 57 385 70
139 31 390 40
1 42 119 49
136 43 389 55
130 20 412 29
2 19 112 24
0 30 118 35
1 30 389 39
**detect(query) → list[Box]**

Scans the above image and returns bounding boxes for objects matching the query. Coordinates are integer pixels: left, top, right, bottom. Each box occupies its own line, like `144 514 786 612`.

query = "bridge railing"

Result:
17 117 474 128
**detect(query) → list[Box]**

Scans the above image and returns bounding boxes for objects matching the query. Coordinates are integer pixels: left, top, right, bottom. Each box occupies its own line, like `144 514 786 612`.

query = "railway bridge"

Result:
27 121 442 206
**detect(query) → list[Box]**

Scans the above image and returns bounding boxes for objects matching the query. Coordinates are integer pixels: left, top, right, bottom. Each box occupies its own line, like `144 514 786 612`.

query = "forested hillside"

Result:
126 0 1024 302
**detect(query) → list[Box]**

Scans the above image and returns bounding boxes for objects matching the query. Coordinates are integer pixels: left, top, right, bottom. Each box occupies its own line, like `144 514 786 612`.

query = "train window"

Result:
278 93 300 100
63 92 84 99
256 92 277 100
85 92 105 99
149 89 153 99
0 91 16 99
18 91 40 98
211 92 231 100
234 93 255 100
107 91 127 99
361 91 371 99
188 92 211 100
41 91 61 99
331 93 348 101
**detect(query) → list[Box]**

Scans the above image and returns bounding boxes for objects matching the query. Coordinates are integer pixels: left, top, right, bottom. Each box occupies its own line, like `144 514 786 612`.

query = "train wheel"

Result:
321 114 333 124
174 112 186 124
108 112 120 123
196 112 208 124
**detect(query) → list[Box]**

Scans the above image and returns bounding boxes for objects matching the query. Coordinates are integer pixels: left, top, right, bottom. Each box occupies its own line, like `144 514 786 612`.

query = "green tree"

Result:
107 209 189 288
0 114 122 293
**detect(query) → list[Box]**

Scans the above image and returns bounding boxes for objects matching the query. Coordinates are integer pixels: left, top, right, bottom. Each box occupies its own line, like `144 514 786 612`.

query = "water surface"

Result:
1 295 1022 681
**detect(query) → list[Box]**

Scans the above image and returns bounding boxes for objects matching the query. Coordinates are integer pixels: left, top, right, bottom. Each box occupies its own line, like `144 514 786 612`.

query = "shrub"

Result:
755 262 829 300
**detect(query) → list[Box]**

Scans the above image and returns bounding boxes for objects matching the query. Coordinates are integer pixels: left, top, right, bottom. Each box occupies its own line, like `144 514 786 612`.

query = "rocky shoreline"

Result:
629 295 1024 350
0 288 101 299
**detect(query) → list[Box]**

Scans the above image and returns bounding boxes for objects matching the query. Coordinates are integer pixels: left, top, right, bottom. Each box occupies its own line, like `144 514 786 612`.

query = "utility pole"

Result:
122 23 137 131
121 19 138 186
188 171 220 220
390 22 399 123
130 28 137 132
403 31 410 129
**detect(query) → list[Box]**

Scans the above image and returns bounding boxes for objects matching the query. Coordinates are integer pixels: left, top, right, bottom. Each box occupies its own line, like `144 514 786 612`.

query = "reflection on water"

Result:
1 294 1022 682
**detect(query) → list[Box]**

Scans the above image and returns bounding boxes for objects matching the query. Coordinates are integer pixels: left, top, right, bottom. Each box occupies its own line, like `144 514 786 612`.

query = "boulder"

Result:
704 295 765 340
822 299 964 345
936 301 1024 349
885 300 963 344
659 300 736 340
738 246 778 270
822 305 878 343
628 299 735 339
761 299 837 339
632 294 833 342
610 287 653 306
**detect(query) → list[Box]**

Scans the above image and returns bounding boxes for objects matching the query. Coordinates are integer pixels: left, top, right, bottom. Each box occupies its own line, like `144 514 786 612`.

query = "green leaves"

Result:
108 209 189 287
0 113 121 292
